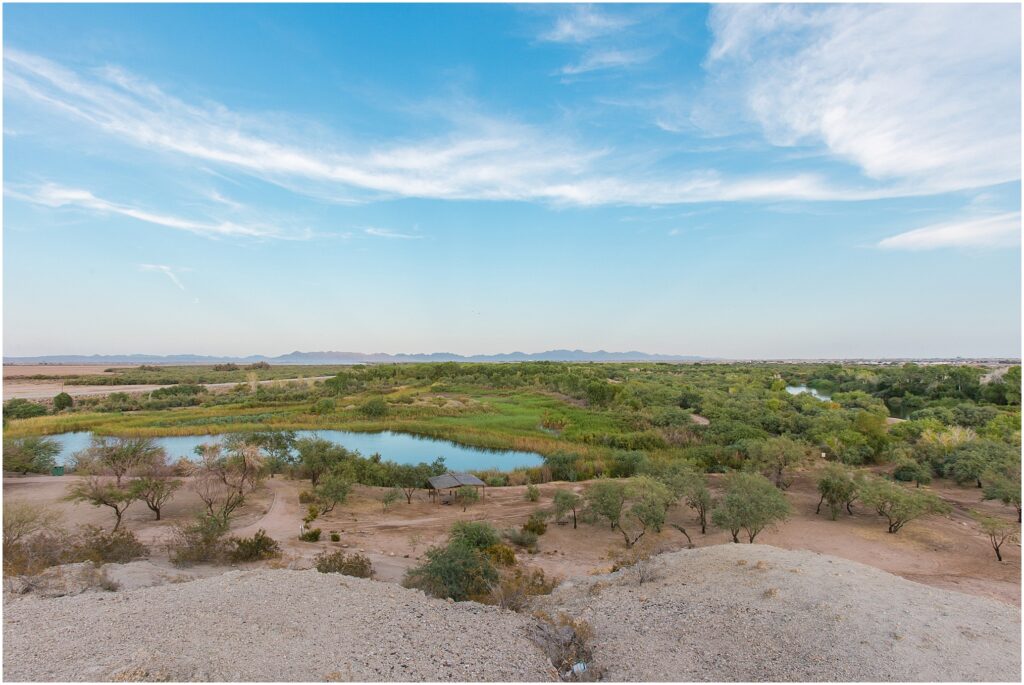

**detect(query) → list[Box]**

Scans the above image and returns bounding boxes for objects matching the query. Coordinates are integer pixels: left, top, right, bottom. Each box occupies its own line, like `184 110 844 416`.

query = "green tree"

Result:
972 512 1019 561
3 437 61 475
982 458 1022 522
295 438 353 486
945 440 1016 488
53 392 73 411
455 485 480 511
395 462 431 503
859 478 950 534
553 489 581 529
66 477 136 531
3 399 47 421
618 477 672 548
712 472 790 543
131 472 181 521
313 468 353 516
816 463 859 520
890 454 932 487
747 436 807 489
380 487 402 512
76 437 165 486
584 480 628 529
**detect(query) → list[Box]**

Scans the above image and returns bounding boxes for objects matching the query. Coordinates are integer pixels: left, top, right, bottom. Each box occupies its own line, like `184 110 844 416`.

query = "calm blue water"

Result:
44 430 543 471
785 385 832 402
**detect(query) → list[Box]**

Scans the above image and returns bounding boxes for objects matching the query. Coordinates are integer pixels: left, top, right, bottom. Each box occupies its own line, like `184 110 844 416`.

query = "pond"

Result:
43 430 544 472
784 385 832 402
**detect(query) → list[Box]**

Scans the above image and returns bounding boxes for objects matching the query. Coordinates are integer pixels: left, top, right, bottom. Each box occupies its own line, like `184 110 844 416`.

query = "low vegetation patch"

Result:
315 549 374 577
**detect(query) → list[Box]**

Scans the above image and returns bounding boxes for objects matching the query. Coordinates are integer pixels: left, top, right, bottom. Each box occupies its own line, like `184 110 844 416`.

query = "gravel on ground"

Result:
539 544 1021 682
4 544 1020 682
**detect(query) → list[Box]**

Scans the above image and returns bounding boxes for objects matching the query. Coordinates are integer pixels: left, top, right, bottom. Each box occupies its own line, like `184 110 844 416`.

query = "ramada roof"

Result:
427 472 486 490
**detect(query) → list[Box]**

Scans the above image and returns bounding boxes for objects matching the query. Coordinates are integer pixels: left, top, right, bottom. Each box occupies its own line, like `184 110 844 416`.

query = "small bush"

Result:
486 476 507 487
315 549 374 577
523 511 549 536
485 543 517 567
489 566 558 612
229 529 281 562
70 526 148 564
168 516 229 566
449 521 501 550
359 397 389 418
504 527 539 552
330 532 341 542
402 543 498 601
298 490 316 504
525 484 541 502
532 612 598 679
299 528 322 542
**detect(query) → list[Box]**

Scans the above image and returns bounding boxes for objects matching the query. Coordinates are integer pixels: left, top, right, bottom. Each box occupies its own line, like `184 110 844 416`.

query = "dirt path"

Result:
2 376 333 400
5 467 1019 605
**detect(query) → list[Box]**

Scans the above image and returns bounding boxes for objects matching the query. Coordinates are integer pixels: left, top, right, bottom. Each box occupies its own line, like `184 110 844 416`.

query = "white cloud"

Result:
560 49 653 76
705 4 1021 194
139 264 187 290
6 48 1009 208
363 227 422 240
540 5 632 43
878 213 1021 250
7 183 292 239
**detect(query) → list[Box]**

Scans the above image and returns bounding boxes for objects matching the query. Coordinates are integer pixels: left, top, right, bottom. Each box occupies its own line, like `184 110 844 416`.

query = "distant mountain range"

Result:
4 349 708 365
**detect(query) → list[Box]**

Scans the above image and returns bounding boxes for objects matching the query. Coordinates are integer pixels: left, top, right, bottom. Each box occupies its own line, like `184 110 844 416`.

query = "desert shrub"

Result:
298 490 316 504
552 489 582 529
359 397 389 418
532 612 597 679
70 526 148 564
486 476 507 487
525 484 541 502
168 516 229 566
229 529 281 562
449 521 501 550
503 527 539 552
488 566 557 611
3 437 61 475
53 392 74 411
3 398 48 420
310 398 336 415
402 542 498 601
523 511 549 536
315 549 374 577
299 528 322 542
484 543 517 567
891 456 932 486
330 532 341 542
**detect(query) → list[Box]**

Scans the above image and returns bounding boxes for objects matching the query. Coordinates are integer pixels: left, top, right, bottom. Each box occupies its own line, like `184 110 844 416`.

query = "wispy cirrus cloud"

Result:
540 5 633 43
363 227 422 240
6 182 296 239
4 47 1009 209
139 263 189 290
560 48 653 76
704 4 1021 194
878 213 1021 251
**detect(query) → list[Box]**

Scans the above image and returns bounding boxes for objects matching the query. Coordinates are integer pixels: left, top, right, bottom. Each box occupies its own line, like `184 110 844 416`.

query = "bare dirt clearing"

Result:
4 465 1018 604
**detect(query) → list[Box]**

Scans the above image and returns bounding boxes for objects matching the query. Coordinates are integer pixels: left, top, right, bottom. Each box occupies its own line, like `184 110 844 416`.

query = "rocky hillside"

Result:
4 545 1020 682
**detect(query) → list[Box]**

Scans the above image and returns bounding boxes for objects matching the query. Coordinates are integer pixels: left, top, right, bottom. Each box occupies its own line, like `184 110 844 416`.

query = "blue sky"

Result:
3 3 1021 358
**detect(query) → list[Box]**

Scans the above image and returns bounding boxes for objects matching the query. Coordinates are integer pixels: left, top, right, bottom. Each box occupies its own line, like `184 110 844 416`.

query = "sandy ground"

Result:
1 376 332 400
4 465 1019 605
3 365 137 378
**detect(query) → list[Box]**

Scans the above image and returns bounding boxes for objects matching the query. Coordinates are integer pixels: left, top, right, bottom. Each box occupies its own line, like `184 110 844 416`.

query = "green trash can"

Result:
51 466 65 476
